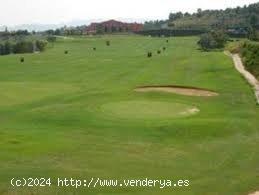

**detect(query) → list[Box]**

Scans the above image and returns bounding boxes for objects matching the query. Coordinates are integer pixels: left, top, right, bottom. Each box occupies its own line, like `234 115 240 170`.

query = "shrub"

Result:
0 43 3 55
20 57 24 63
198 30 228 50
13 41 34 54
147 52 152 58
106 41 110 46
157 50 161 54
93 47 96 51
226 41 243 53
36 40 48 52
247 27 259 41
4 42 12 55
64 50 68 54
240 42 259 78
163 47 166 51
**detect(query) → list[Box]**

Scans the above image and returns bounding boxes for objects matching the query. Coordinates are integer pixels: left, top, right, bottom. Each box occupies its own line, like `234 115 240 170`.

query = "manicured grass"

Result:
101 100 198 120
0 35 258 195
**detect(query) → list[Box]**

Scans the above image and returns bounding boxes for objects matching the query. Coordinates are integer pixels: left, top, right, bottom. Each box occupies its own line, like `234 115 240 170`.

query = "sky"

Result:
1 0 258 26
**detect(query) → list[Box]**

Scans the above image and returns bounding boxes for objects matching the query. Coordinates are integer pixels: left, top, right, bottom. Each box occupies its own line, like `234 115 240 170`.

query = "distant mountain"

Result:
1 24 64 32
0 18 146 32
0 22 86 32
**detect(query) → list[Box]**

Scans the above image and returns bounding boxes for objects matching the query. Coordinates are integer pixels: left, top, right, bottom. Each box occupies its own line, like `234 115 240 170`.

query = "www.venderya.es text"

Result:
11 177 190 189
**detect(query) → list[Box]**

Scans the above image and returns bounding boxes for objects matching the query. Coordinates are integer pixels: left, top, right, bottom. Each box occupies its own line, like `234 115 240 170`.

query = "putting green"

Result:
100 100 199 120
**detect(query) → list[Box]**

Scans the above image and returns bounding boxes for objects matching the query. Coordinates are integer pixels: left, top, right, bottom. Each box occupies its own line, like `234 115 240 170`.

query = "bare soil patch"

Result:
135 85 218 97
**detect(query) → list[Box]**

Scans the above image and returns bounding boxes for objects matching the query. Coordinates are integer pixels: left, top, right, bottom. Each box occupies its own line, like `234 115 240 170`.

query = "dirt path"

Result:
225 51 259 104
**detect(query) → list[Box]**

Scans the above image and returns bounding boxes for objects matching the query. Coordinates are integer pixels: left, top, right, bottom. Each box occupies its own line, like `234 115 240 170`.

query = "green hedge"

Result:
241 42 259 79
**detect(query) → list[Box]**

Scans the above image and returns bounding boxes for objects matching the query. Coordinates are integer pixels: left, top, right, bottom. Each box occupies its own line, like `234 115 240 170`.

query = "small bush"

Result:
157 50 161 54
20 57 24 63
36 40 48 52
93 47 96 51
106 41 110 46
166 40 169 43
64 50 68 54
147 52 152 58
163 47 166 51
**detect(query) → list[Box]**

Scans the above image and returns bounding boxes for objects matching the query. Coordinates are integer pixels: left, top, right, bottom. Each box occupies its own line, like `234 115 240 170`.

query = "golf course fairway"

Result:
0 35 258 195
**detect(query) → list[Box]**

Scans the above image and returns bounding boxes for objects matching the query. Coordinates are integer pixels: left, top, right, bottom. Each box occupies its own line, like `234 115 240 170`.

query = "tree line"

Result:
0 40 49 55
0 32 57 56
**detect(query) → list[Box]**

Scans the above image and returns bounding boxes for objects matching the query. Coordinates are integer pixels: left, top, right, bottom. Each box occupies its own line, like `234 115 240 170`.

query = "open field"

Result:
0 35 258 195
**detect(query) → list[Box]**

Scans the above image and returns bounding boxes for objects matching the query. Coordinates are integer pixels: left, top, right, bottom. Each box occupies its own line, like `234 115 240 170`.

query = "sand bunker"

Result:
135 85 218 97
249 191 259 195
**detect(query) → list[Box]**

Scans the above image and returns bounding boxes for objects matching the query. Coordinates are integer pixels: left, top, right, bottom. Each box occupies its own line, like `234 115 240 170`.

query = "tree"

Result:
250 13 258 28
198 33 216 50
13 41 33 54
111 26 117 33
169 12 183 21
184 12 191 17
15 30 29 36
211 30 229 48
46 29 55 35
104 26 108 33
247 26 259 41
36 40 48 51
3 41 12 55
47 36 57 43
197 8 203 18
0 42 12 55
166 2 259 32
54 29 61 35
198 30 228 50
0 43 4 55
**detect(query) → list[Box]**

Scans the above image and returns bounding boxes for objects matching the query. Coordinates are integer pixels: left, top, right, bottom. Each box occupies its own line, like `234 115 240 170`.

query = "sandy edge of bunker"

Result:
134 85 219 97
249 191 259 195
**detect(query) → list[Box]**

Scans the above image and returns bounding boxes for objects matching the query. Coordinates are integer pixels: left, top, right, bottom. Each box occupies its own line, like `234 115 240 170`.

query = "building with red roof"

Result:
84 20 143 34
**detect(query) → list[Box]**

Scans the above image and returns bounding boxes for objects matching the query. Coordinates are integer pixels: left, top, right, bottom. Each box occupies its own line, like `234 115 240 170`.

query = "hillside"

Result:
169 2 259 30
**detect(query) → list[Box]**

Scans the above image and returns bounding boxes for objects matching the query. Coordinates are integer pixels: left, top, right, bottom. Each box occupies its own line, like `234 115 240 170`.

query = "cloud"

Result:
0 0 258 25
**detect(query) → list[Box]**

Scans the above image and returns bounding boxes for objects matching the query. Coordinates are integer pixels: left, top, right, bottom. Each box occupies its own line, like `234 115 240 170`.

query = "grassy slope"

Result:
0 36 258 195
